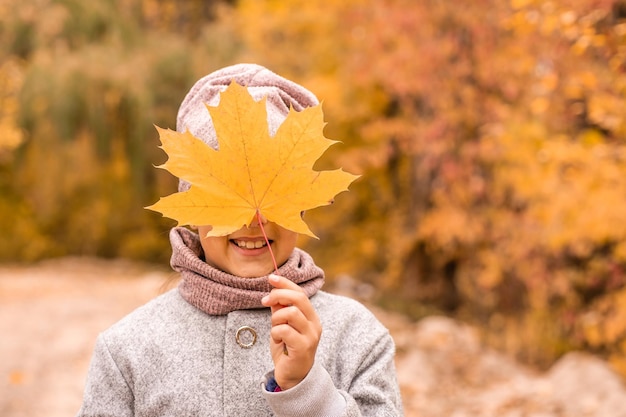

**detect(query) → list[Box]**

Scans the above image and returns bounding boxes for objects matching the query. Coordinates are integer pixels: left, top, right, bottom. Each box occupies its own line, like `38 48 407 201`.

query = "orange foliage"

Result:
2 0 626 373
235 0 626 370
0 59 24 158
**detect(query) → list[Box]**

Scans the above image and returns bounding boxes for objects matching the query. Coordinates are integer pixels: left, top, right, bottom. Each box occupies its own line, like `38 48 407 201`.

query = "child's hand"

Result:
261 274 322 390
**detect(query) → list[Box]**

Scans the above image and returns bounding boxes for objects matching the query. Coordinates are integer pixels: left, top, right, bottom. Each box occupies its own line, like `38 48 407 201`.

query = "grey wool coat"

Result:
76 287 403 416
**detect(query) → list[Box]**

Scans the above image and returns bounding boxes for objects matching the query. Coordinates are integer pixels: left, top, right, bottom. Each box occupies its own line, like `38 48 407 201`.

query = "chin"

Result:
235 266 273 278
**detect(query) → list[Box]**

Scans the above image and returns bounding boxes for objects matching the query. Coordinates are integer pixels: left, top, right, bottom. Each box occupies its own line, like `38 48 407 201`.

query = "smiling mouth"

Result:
231 239 270 249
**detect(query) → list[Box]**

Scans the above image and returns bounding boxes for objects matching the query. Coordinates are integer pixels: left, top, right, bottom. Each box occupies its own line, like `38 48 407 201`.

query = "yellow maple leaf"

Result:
146 82 359 238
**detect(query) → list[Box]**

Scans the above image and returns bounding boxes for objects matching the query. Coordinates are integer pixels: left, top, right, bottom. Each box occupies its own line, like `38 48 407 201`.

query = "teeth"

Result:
235 240 267 249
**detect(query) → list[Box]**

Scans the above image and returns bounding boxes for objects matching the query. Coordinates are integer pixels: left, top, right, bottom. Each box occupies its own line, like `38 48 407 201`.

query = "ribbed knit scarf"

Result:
169 227 325 315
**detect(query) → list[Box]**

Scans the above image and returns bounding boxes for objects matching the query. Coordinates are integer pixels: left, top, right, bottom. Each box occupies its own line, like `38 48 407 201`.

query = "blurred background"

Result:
1 0 626 408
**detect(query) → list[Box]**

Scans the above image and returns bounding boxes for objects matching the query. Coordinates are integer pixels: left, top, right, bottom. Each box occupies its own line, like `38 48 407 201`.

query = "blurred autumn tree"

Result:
2 0 626 376
0 0 239 261
235 0 626 373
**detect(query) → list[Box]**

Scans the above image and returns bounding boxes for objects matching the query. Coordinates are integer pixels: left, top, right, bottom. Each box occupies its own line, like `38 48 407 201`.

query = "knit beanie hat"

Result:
175 63 320 192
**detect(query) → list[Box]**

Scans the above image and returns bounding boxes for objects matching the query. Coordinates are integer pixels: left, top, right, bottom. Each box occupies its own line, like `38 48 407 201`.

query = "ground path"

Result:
2 257 626 416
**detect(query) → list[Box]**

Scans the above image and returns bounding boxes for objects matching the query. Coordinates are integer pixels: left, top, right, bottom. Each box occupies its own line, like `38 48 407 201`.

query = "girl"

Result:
77 63 403 416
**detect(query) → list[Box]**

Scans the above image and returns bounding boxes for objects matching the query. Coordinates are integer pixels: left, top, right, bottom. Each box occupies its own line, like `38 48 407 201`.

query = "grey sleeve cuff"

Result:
261 362 347 417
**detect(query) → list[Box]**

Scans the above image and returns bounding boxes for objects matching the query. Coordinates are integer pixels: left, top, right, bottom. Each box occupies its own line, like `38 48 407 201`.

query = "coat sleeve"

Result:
75 333 134 417
261 299 403 417
338 329 403 416
261 363 347 416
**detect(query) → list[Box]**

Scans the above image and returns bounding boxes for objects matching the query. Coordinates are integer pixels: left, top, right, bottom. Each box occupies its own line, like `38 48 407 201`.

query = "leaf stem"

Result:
258 210 287 356
257 210 278 274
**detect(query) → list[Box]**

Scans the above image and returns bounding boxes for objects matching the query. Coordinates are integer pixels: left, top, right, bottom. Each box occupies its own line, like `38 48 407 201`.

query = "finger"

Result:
261 274 301 308
264 289 318 321
270 304 308 331
268 273 304 292
273 302 322 342
264 288 308 307
270 324 317 353
261 274 321 327
261 274 307 309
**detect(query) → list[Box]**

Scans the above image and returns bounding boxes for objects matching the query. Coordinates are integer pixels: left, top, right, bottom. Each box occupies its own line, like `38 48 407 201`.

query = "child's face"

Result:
197 221 298 278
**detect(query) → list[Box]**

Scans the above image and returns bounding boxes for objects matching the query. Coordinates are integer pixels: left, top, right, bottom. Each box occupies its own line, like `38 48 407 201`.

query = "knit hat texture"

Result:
176 63 319 192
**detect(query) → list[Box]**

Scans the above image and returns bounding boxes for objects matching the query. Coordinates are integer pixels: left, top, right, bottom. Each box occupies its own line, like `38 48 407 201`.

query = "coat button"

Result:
235 326 257 348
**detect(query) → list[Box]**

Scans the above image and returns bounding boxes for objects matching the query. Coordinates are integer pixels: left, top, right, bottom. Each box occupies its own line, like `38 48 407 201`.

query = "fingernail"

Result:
269 273 280 282
261 295 269 304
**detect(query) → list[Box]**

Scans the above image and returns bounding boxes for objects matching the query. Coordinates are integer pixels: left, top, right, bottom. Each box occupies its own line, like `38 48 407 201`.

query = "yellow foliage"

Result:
588 92 625 132
475 250 504 290
492 124 626 256
510 0 535 10
609 353 626 381
0 59 24 155
417 205 482 249
581 288 626 375
3 0 626 376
